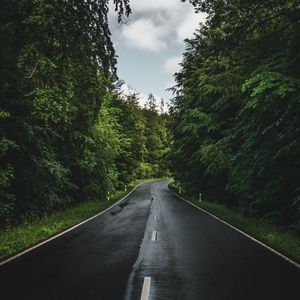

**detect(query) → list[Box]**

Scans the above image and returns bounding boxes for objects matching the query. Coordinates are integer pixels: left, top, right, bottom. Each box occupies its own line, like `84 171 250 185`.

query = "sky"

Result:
108 0 207 108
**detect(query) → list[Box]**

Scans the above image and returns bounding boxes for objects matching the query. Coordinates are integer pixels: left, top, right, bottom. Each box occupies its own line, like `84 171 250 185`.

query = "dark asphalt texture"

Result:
0 181 299 300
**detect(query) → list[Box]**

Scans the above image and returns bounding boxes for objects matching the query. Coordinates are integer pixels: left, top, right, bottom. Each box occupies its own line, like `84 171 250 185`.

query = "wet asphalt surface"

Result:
0 180 299 300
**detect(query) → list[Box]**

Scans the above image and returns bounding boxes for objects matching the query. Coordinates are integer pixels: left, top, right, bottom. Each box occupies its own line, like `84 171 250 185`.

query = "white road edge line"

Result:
151 231 157 241
140 277 151 300
169 188 300 269
0 181 149 267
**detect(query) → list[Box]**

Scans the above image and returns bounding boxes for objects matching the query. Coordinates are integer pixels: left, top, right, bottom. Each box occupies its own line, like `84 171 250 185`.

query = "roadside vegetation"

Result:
1 0 299 265
0 1 171 229
170 1 300 234
0 178 168 261
169 182 300 263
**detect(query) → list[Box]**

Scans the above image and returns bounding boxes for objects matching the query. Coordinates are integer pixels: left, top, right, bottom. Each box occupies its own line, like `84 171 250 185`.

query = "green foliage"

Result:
111 92 146 185
136 162 156 179
142 95 171 177
171 0 300 230
0 111 17 225
228 56 300 223
0 0 171 227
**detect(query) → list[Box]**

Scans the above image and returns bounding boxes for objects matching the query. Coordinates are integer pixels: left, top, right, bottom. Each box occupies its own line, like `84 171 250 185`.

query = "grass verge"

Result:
169 182 300 264
0 178 166 262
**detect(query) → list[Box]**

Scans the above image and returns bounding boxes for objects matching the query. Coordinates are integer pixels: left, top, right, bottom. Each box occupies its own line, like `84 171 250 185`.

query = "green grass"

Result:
169 183 300 264
0 178 167 262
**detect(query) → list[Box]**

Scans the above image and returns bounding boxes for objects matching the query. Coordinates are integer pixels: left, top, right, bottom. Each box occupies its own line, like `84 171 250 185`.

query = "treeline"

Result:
171 0 300 230
0 0 169 226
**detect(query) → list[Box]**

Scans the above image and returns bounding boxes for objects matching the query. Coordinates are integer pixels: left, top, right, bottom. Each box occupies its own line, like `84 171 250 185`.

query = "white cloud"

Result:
109 1 207 104
165 79 176 90
120 18 167 53
164 56 182 74
119 83 136 97
129 0 181 13
119 84 148 107
110 0 207 53
177 11 206 43
138 92 149 108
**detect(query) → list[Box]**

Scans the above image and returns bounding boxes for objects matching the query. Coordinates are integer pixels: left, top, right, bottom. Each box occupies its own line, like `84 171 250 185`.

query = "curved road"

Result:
0 181 299 299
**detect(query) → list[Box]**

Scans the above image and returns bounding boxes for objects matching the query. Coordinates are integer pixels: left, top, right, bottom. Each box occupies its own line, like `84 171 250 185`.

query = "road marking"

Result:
140 277 151 300
151 231 157 241
0 181 150 267
169 188 300 269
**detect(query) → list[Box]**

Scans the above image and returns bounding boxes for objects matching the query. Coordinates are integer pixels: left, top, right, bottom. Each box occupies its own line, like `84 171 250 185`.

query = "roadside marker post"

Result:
107 191 110 201
199 192 202 203
125 185 127 192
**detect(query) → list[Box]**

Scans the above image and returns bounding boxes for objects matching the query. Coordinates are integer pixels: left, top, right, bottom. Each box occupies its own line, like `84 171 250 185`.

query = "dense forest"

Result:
171 0 300 231
0 0 170 226
1 0 299 234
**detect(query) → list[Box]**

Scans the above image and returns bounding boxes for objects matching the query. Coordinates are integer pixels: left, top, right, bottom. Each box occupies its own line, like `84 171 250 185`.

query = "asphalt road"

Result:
0 180 299 300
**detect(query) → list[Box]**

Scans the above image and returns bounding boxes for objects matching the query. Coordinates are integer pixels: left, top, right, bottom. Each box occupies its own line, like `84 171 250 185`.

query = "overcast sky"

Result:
108 0 207 108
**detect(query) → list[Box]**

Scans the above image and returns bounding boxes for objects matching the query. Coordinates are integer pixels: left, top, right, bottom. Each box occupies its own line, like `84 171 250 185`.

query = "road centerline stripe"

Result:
151 231 157 241
140 277 151 300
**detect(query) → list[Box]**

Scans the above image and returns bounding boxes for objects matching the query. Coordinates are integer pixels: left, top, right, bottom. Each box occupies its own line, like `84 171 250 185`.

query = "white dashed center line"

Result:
151 231 157 241
140 277 151 300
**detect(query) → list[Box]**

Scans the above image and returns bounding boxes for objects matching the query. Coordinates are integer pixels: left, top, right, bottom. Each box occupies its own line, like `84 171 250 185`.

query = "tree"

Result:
143 94 171 177
0 0 173 227
0 0 132 224
112 91 146 185
171 0 300 229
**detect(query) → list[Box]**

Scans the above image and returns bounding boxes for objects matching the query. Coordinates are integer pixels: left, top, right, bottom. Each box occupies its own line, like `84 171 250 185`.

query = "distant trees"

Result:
0 1 170 227
170 0 300 230
141 94 171 178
